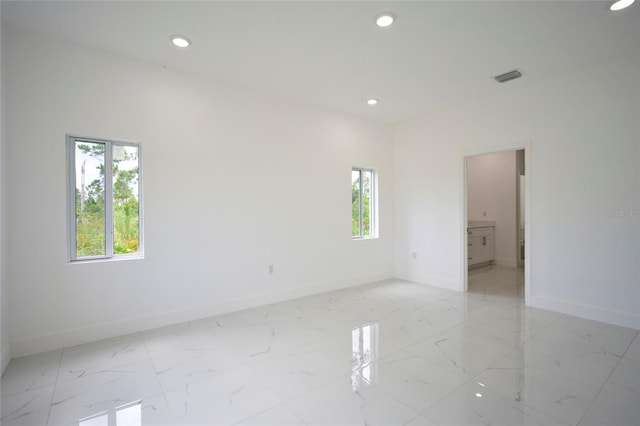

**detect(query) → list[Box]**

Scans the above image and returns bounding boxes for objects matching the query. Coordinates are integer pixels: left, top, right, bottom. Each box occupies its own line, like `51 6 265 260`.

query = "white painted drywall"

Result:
0 8 10 374
395 54 640 329
466 151 517 267
5 28 395 357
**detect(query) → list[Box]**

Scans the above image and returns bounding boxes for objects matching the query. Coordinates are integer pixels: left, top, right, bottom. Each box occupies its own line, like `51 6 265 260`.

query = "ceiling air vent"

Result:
494 69 523 83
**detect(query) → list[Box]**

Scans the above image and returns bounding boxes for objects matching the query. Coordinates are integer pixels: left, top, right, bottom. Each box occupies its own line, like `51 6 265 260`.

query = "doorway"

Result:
462 144 531 305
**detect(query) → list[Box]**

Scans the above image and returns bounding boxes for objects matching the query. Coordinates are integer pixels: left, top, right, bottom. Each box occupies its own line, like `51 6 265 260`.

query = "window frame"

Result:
352 166 378 239
66 135 143 262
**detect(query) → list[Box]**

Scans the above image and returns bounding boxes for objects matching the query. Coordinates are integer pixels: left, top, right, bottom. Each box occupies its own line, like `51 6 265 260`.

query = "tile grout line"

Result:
44 349 64 426
139 330 179 426
574 328 640 426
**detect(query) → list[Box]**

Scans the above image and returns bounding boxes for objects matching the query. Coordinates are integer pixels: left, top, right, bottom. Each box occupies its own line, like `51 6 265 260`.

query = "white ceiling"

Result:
2 1 639 123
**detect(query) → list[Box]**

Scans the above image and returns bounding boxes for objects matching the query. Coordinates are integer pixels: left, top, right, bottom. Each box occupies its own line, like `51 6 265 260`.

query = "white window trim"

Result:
66 135 144 262
352 167 378 240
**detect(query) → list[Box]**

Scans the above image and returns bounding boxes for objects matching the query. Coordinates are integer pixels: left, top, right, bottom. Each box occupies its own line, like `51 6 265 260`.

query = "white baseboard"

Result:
1 343 10 374
395 272 461 292
532 295 640 330
11 272 393 358
495 258 518 268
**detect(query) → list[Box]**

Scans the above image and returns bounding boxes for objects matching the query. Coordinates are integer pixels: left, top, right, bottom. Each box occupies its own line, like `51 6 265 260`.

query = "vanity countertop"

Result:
468 220 495 229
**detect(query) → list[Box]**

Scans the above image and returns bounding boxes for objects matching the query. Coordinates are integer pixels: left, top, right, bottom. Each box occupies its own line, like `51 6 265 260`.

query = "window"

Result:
352 167 377 238
67 136 142 261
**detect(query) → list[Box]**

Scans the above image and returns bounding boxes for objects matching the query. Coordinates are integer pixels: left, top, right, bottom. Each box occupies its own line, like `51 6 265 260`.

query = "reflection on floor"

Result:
2 275 639 426
468 264 524 299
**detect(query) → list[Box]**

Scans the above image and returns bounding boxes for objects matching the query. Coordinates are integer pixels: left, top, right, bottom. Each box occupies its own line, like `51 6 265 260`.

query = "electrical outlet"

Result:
268 264 274 274
483 211 487 217
412 252 417 260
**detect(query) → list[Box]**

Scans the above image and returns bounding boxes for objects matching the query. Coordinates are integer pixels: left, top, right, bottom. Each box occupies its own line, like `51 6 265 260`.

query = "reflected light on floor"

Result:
79 400 141 426
351 323 379 390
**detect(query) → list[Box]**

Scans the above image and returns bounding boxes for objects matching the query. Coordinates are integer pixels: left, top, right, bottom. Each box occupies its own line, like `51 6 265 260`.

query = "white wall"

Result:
0 6 10 374
395 54 640 329
5 28 395 357
467 151 517 267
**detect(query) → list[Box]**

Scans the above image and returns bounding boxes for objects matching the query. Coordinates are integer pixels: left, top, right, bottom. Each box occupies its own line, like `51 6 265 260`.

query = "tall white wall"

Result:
395 54 640 329
467 151 517 267
0 6 10 374
5 28 395 357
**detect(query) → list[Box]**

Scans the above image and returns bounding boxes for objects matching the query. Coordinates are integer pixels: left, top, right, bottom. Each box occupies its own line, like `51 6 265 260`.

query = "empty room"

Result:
1 1 639 425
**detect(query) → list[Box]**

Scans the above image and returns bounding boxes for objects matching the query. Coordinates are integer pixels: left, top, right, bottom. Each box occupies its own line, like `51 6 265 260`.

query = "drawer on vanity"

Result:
467 227 493 237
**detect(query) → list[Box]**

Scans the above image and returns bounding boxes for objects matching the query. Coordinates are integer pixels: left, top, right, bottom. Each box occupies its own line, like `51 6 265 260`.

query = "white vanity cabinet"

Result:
467 226 495 267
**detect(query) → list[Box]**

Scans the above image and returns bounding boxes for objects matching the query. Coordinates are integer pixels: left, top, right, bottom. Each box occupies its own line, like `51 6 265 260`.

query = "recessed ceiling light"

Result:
367 99 379 105
610 0 635 10
170 35 191 48
374 12 396 28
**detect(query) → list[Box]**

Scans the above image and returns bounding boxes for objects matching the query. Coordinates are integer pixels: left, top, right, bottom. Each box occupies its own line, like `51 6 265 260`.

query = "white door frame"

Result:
461 141 532 306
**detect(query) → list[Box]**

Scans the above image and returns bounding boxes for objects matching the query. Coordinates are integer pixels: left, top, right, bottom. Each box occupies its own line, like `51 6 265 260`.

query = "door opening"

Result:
463 145 531 305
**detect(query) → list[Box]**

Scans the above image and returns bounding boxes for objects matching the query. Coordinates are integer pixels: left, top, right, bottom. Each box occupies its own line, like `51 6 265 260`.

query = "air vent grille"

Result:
494 69 523 83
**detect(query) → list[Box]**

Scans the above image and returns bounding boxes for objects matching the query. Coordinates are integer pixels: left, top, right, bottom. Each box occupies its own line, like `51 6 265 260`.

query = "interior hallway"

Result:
468 265 525 300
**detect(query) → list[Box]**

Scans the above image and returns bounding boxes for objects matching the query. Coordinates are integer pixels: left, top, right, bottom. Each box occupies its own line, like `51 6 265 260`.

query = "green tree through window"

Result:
352 168 375 238
70 137 141 260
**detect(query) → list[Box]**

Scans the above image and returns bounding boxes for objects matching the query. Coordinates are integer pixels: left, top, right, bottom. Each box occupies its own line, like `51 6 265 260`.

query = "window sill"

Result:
68 254 144 265
352 236 379 241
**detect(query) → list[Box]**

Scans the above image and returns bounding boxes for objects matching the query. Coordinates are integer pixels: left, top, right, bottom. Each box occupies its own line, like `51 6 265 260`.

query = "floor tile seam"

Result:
297 327 355 346
262 372 347 408
231 401 307 426
420 413 442 426
377 341 435 364
400 350 469 383
518 318 567 338
484 358 610 398
55 353 159 386
44 350 64 426
153 360 252 397
336 368 425 421
0 387 51 426
402 413 427 426
417 373 473 415
350 353 467 412
619 329 640 361
596 378 640 405
144 341 235 358
524 309 567 340
282 402 308 426
460 365 577 426
564 335 628 426
595 328 640 401
281 400 311 426
154 387 178 426
514 400 575 426
527 333 626 369
0 380 59 398
619 353 640 368
522 331 624 365
415 295 456 309
369 386 425 421
48 389 174 426
273 370 355 406
554 315 640 348
139 329 180 426
396 321 466 360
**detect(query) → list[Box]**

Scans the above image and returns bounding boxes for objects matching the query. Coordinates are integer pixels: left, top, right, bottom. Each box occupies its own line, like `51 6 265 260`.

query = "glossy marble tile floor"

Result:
2 266 639 426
